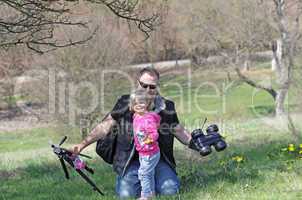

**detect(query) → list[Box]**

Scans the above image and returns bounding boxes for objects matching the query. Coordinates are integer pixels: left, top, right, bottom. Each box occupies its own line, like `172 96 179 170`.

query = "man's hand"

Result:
69 143 85 155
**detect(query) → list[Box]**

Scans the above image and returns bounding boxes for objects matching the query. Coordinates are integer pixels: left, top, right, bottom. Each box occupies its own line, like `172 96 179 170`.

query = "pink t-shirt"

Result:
133 112 161 156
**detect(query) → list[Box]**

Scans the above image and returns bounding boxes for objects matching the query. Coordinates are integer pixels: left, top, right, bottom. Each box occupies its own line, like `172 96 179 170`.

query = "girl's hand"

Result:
143 135 153 144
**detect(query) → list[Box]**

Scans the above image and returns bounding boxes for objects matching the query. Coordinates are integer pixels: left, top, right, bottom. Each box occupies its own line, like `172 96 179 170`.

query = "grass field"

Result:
1 65 302 200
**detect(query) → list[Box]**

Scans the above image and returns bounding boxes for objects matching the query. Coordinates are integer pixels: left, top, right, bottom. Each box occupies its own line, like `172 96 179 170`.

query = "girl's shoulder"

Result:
146 112 161 122
133 112 160 121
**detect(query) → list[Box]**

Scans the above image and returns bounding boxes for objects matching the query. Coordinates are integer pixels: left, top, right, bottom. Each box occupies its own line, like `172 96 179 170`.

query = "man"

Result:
70 67 193 198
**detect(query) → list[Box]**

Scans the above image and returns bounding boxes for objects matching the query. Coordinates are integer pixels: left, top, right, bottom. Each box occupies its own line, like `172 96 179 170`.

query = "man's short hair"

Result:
137 66 160 80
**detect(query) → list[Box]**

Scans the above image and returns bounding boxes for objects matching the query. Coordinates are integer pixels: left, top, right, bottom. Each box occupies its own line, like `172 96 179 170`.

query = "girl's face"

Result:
133 99 148 115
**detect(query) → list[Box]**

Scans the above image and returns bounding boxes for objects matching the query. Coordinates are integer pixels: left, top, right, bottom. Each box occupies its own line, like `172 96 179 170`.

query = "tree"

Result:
0 46 32 116
236 0 302 117
0 0 160 54
173 0 277 65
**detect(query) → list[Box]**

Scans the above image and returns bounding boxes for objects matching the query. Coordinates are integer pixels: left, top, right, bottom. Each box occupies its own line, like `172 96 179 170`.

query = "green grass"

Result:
0 128 58 153
1 122 302 200
1 95 26 104
1 65 302 200
160 66 301 123
0 126 83 154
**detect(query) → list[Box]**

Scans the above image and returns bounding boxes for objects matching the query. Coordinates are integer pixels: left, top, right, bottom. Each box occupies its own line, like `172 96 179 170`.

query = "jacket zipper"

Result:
121 143 136 177
161 151 176 169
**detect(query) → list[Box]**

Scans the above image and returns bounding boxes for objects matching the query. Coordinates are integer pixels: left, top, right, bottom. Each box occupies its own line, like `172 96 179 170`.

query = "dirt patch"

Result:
0 169 19 180
0 117 50 132
260 113 302 132
0 103 53 132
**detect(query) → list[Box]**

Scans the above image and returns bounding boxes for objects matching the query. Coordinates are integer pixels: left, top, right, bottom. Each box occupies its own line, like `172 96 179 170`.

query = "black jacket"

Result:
110 94 179 176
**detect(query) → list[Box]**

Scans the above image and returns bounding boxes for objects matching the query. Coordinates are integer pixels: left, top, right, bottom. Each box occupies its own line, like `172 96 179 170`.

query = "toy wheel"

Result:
214 141 227 151
200 146 212 156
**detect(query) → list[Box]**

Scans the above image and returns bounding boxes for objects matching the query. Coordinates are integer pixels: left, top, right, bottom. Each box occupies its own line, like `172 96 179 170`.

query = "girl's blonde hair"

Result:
129 89 154 112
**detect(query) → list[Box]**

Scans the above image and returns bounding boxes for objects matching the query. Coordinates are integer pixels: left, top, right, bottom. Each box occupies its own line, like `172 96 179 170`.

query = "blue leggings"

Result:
115 159 180 198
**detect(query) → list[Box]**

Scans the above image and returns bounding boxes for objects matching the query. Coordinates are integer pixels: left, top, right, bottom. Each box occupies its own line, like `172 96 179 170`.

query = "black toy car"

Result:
190 124 227 156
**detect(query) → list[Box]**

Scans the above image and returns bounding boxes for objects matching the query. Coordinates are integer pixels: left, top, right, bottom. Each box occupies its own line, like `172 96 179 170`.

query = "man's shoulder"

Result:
119 94 130 100
116 94 130 104
160 96 175 106
157 96 176 113
111 94 130 115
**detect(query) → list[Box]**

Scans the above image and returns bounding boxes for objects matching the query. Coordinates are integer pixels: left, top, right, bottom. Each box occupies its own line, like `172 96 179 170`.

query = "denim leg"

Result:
138 152 160 197
115 157 180 198
155 159 180 196
115 160 141 199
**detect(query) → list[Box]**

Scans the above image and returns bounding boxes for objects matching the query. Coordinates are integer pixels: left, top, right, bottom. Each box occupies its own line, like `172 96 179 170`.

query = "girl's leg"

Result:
138 152 160 198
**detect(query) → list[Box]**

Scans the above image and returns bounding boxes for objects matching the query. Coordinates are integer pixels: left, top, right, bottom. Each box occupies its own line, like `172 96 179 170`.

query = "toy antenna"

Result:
59 136 67 146
201 118 207 130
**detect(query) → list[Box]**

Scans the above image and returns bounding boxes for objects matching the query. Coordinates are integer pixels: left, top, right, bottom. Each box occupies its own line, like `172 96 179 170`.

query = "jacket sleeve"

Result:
110 95 130 121
145 114 161 142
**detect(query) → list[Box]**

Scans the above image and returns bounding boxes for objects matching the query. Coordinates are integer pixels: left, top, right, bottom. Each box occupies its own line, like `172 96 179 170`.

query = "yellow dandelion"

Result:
236 156 243 162
288 144 295 152
232 156 244 163
299 144 302 149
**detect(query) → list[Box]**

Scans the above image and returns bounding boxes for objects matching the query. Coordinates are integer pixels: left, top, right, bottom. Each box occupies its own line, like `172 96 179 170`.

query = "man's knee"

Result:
116 188 138 199
116 181 140 199
115 175 140 198
156 178 180 195
155 160 180 195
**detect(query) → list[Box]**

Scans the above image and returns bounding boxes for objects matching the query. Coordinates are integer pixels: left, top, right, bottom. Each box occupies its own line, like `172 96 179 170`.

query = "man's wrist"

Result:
185 136 192 146
79 141 87 151
173 124 192 145
188 138 199 151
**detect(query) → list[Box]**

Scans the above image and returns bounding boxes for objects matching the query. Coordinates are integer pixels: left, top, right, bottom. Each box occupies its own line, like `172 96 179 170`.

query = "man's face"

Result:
137 72 159 98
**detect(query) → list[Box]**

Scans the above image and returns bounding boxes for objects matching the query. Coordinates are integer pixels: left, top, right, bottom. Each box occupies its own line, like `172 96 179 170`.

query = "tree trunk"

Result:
243 59 250 71
275 88 287 116
272 37 290 117
271 39 282 71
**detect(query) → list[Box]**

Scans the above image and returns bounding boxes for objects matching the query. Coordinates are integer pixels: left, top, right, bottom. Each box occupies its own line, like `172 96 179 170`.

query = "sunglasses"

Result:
138 80 157 90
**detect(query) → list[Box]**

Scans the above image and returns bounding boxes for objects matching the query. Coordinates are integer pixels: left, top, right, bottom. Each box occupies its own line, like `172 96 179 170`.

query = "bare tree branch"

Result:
0 0 161 53
235 68 277 99
0 0 93 53
85 0 161 39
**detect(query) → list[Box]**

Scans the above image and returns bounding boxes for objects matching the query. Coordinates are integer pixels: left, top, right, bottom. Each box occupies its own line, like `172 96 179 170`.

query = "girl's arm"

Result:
144 114 160 143
143 127 158 144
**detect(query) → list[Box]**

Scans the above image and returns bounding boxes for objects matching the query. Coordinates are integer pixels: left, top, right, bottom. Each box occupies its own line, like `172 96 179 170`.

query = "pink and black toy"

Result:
50 136 104 195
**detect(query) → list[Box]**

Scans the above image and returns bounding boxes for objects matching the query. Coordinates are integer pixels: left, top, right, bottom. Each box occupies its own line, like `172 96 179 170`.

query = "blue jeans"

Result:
115 159 180 198
138 152 160 197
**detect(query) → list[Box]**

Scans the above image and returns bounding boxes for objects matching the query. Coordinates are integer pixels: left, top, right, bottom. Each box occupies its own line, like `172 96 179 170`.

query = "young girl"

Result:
130 89 161 200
